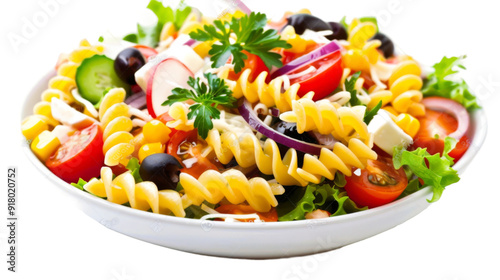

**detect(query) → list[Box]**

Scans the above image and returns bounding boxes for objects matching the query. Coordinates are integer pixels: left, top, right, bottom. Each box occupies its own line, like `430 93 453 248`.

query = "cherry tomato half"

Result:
344 157 408 208
46 123 104 183
166 130 222 178
412 109 470 161
227 51 268 83
288 50 343 100
215 204 278 222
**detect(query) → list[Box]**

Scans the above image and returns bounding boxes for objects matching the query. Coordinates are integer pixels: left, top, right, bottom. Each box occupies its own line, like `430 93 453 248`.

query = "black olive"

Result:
114 47 146 85
284 14 332 36
272 121 319 167
139 153 183 190
372 32 394 58
273 121 319 144
327 22 348 40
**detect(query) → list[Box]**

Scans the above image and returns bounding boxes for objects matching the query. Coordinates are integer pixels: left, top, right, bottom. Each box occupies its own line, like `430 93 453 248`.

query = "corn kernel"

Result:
138 142 165 163
143 120 171 144
31 130 61 162
22 117 49 140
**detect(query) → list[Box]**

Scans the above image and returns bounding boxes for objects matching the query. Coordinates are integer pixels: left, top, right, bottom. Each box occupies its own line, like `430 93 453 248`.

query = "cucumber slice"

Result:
75 55 130 105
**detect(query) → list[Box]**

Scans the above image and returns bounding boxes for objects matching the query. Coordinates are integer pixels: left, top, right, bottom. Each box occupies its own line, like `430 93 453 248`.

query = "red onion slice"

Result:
270 40 342 79
421 97 470 140
125 91 147 109
238 98 335 155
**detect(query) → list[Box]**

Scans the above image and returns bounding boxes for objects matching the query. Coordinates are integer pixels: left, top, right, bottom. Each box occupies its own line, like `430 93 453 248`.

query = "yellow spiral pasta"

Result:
279 99 372 146
83 167 186 217
206 125 377 187
340 19 382 72
218 68 314 113
99 88 136 167
180 169 284 213
165 102 194 131
386 60 426 117
23 40 104 143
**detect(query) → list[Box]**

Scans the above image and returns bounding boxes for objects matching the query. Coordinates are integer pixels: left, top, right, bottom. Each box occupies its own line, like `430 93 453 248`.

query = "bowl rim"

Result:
21 70 488 230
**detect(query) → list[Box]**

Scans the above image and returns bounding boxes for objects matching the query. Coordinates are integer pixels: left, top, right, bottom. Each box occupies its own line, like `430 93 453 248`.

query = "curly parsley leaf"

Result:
393 137 460 203
422 55 480 111
189 12 291 73
162 73 236 139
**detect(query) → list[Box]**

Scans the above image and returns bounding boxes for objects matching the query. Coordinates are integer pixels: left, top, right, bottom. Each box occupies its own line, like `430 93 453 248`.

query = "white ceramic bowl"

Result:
22 70 487 259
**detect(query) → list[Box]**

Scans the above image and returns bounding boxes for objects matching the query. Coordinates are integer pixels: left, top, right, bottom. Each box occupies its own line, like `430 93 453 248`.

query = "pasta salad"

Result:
22 0 480 222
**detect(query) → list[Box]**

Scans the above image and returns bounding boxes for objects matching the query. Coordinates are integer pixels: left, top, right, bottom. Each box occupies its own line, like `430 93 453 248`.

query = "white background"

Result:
1 0 499 279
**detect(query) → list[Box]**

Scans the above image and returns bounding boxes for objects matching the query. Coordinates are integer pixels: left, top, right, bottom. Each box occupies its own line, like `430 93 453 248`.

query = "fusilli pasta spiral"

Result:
218 68 314 113
84 167 186 217
279 99 372 145
180 169 284 213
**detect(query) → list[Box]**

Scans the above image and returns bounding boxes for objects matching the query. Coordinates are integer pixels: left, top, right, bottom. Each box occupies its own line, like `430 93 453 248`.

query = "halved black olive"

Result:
139 153 182 190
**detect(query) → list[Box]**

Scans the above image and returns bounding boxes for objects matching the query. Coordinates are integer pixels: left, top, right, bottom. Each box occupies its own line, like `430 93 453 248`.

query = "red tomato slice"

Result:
279 43 321 65
412 109 470 161
166 130 221 178
215 204 278 222
344 157 408 208
133 45 158 61
227 51 268 83
46 123 104 183
287 50 343 100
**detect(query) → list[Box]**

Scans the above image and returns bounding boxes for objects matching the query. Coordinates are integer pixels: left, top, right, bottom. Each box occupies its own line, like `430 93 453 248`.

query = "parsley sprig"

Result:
162 73 236 139
189 12 291 73
345 71 362 106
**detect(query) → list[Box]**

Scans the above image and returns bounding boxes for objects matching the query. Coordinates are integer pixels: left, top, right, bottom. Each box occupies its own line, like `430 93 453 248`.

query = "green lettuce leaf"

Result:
393 137 460 202
276 174 366 221
70 178 88 191
123 0 191 47
126 157 143 183
421 55 480 111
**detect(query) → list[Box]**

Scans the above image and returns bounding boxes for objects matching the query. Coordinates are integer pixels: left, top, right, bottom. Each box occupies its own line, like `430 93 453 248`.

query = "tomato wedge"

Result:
412 109 470 161
287 50 343 100
166 130 221 178
227 51 268 83
215 204 278 222
344 157 408 208
46 123 104 183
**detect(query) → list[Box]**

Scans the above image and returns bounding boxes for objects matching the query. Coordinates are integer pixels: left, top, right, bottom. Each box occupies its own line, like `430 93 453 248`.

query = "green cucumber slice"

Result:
75 55 130 105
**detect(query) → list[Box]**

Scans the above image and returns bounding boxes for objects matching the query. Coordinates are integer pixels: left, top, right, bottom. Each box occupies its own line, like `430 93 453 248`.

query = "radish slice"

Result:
146 58 194 118
238 98 334 155
421 97 470 140
270 40 342 79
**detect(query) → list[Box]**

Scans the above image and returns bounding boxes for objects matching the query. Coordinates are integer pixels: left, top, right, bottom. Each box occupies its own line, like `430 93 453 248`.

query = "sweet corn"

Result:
143 120 171 144
31 130 61 162
22 117 48 140
395 113 420 138
138 142 165 163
